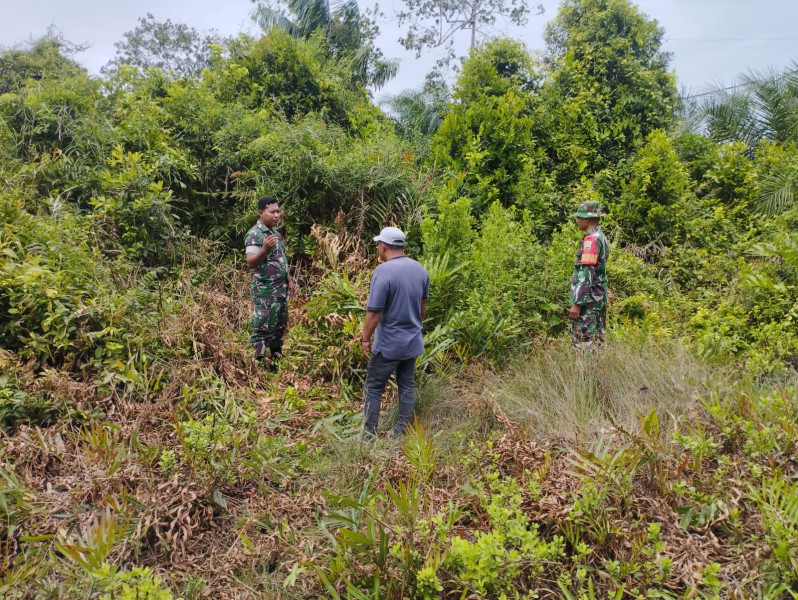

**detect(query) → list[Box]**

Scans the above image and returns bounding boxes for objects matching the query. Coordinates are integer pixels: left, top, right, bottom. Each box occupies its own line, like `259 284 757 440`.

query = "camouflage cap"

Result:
573 201 605 219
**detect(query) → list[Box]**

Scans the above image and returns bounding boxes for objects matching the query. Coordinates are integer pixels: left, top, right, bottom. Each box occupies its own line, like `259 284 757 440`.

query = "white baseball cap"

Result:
373 226 406 246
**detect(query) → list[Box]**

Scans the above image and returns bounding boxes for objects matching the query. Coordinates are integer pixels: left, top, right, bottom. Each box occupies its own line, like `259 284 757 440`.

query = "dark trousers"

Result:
363 352 416 436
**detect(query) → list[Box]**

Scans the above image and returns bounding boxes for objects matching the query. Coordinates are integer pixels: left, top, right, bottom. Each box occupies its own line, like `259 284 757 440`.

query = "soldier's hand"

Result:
262 235 278 251
568 304 581 320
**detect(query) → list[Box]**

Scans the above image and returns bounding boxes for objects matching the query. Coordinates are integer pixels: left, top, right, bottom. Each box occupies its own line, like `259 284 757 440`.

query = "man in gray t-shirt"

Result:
360 227 430 440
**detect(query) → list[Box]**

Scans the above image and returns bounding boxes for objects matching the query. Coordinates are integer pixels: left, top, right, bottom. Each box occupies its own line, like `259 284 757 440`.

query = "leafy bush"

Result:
97 566 179 600
430 39 552 217
240 114 419 239
616 130 693 243
91 147 189 264
0 373 58 433
446 470 565 596
215 30 362 125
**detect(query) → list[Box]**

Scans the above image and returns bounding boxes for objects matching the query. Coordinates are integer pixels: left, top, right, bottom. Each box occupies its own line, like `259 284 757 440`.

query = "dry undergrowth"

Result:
2 264 796 599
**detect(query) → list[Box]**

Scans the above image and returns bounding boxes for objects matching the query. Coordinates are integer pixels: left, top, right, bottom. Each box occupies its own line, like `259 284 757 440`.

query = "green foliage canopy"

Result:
544 0 679 188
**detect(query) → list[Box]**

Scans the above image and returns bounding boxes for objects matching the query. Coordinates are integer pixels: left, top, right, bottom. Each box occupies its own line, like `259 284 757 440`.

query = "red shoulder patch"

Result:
580 235 598 265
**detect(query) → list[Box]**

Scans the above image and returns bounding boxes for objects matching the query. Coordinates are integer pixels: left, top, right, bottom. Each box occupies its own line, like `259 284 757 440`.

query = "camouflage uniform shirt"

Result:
245 222 289 296
570 225 609 306
244 222 289 357
570 225 610 346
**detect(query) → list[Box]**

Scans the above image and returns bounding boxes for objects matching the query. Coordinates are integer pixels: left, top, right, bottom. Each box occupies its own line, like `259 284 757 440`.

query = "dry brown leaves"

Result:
1 257 776 600
487 424 768 596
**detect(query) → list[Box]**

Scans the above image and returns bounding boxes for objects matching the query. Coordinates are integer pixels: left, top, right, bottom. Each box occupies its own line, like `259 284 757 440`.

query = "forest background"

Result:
2 0 798 598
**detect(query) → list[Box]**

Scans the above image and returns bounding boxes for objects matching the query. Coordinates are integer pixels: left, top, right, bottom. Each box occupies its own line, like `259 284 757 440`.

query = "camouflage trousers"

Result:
571 302 606 350
250 293 288 358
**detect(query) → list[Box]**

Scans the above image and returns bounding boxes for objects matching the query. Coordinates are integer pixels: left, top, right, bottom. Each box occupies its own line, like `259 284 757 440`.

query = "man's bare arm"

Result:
245 235 278 269
361 309 382 356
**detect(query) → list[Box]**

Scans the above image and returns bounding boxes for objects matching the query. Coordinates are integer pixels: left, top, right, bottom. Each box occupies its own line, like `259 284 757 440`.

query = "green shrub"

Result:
445 470 565 596
0 373 58 433
430 38 550 216
616 130 693 243
96 565 179 600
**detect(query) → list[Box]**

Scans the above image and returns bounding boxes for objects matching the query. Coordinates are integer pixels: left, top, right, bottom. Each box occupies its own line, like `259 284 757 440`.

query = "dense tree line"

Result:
1 0 797 383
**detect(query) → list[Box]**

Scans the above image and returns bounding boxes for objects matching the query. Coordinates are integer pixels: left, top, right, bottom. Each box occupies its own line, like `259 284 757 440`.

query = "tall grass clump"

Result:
491 335 732 440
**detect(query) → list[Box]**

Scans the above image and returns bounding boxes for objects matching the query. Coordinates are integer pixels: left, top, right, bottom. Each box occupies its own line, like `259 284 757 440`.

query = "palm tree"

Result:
699 61 798 148
694 61 798 215
252 0 398 89
383 86 449 140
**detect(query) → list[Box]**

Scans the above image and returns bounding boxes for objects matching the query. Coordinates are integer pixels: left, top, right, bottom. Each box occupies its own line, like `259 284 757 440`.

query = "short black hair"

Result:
257 196 278 211
380 242 404 250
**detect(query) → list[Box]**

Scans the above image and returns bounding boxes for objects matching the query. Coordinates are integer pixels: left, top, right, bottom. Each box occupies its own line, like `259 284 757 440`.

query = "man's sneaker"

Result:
362 431 377 444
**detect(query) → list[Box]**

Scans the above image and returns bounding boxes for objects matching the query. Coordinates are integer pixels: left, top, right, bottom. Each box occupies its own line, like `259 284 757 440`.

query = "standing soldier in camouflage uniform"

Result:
568 201 610 349
245 196 295 367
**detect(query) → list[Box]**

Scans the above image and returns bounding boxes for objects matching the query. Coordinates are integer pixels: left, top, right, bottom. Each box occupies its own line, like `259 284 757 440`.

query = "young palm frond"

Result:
54 506 126 573
348 44 399 90
750 231 798 272
401 419 436 482
749 474 798 580
700 90 761 147
368 188 425 233
419 251 468 321
254 0 341 38
253 6 300 37
757 162 798 215
674 90 705 137
565 436 643 495
786 59 798 134
383 87 449 140
252 0 357 49
742 66 798 144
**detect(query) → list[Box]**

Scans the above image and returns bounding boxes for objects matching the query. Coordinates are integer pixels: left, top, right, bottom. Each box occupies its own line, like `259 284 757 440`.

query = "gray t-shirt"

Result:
367 256 430 360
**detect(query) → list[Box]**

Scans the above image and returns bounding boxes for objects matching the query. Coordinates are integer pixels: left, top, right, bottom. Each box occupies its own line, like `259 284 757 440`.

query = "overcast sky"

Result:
1 0 796 100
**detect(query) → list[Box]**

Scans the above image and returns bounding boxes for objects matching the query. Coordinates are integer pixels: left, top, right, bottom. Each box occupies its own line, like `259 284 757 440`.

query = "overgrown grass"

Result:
3 247 798 600
491 335 730 440
308 343 798 599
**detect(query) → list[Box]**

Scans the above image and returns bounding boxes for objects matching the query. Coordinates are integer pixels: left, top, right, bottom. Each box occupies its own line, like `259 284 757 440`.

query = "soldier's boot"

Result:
253 340 269 366
255 353 274 370
266 341 283 372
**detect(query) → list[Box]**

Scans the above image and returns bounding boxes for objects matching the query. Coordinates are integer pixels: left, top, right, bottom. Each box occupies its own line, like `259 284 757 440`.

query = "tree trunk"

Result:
469 3 477 47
